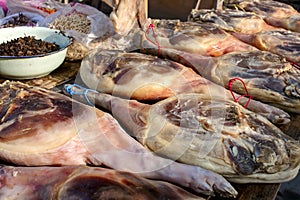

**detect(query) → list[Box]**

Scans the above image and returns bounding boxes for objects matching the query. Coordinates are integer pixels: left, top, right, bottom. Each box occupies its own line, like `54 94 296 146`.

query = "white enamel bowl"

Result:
0 26 70 79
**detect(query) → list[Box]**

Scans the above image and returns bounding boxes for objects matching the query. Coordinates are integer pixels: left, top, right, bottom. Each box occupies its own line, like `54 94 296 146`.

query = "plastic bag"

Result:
38 3 114 61
0 12 44 27
0 7 4 19
39 3 114 40
6 0 65 17
0 0 7 16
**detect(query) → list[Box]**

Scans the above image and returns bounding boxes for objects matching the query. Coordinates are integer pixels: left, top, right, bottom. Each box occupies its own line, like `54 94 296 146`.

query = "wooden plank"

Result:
145 0 148 19
0 61 81 90
208 183 280 200
215 0 224 10
278 113 300 140
148 0 198 21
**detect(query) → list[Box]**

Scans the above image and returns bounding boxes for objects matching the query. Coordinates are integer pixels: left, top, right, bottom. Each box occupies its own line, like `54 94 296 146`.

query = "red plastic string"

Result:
145 23 162 55
228 78 252 108
286 58 300 70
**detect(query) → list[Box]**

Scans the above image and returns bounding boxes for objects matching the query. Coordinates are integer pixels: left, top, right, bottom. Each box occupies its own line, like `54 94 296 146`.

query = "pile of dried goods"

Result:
48 12 91 34
0 36 60 56
47 12 91 61
65 39 88 61
0 13 36 28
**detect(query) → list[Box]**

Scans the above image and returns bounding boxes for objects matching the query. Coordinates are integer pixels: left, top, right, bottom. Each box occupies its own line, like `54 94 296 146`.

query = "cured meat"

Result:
107 0 147 36
94 1 256 55
228 0 300 32
229 0 298 18
64 84 300 184
0 81 237 197
79 49 290 125
264 14 300 33
230 30 300 65
146 47 300 114
93 17 257 57
188 9 278 34
0 165 203 200
186 7 300 65
141 19 257 57
204 50 300 113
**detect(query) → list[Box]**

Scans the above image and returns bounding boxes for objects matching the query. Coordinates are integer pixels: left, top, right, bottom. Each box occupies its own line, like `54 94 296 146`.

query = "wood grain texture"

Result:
209 183 280 200
279 114 300 140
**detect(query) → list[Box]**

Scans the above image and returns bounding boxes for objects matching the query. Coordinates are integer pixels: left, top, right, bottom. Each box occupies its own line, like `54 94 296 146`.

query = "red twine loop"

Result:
228 78 252 108
145 23 162 55
286 58 300 70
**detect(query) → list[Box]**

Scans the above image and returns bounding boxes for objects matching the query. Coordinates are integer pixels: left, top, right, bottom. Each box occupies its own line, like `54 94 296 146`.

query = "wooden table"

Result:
0 61 81 90
210 183 280 200
2 60 299 200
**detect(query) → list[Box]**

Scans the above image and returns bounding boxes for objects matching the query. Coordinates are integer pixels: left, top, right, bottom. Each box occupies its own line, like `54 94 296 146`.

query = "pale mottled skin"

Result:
0 166 204 200
188 9 279 34
80 50 290 125
65 84 300 185
0 81 237 198
141 19 257 57
152 48 300 114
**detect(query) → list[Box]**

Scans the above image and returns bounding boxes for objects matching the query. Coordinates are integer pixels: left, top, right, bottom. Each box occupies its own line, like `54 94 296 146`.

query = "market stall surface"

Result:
0 60 298 200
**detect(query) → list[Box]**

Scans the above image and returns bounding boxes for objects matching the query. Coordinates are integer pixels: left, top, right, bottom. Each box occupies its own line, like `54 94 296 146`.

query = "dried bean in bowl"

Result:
0 36 60 57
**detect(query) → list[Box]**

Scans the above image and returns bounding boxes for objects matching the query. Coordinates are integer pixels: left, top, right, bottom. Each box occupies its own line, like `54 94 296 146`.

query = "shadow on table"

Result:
276 171 300 200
